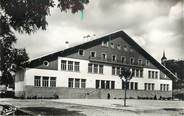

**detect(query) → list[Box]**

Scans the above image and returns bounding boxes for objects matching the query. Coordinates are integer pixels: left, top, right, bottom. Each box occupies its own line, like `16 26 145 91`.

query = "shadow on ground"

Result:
21 107 86 116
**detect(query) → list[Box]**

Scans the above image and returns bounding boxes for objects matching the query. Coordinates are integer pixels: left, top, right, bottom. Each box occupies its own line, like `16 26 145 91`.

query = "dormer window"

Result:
90 51 96 58
146 60 150 66
110 43 114 48
112 55 116 61
102 41 108 47
130 57 134 65
101 53 107 60
117 44 121 50
123 45 128 51
43 60 49 66
121 56 126 63
138 59 142 65
78 49 84 56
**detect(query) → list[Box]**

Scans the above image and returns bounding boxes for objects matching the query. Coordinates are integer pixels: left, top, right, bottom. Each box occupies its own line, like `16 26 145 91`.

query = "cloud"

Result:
14 0 184 61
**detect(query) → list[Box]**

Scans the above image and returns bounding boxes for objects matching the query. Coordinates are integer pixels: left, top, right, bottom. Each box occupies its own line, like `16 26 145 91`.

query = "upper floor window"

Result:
130 57 134 65
101 53 107 60
88 63 93 73
112 55 116 61
146 60 150 66
90 51 96 58
74 62 80 72
117 44 121 50
61 60 67 70
68 61 73 71
110 43 114 48
121 56 126 63
78 49 84 56
99 65 104 74
138 59 142 65
123 45 128 51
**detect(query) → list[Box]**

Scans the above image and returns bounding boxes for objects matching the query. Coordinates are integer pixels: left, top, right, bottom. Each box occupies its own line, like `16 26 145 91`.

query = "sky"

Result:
15 0 184 62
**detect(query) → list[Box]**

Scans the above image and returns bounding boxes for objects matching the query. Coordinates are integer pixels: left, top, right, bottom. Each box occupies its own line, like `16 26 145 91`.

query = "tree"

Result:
0 0 89 85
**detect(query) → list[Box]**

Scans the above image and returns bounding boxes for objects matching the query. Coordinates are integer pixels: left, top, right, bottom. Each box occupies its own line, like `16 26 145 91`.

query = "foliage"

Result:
0 0 89 85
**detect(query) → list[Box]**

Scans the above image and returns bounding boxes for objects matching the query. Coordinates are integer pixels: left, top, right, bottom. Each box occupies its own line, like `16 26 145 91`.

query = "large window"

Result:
75 79 80 88
88 63 103 74
61 60 80 72
68 61 73 71
144 83 155 90
96 80 115 89
61 60 67 70
88 63 93 73
94 64 98 73
42 76 49 87
81 79 86 88
34 76 57 87
50 77 56 87
34 76 41 87
160 84 169 91
99 65 104 74
68 78 74 88
148 70 158 79
74 62 80 72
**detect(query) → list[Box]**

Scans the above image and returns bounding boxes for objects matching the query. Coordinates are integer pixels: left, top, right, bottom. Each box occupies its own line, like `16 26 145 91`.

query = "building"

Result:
15 30 177 99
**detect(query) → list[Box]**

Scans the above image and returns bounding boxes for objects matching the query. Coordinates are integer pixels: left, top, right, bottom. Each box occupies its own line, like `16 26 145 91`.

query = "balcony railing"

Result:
89 56 145 68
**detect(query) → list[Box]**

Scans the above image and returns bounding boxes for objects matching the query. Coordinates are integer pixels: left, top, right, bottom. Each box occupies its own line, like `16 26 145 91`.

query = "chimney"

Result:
65 41 69 49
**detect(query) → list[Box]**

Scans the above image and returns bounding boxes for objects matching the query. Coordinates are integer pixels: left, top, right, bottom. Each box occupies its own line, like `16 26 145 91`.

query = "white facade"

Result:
15 57 172 92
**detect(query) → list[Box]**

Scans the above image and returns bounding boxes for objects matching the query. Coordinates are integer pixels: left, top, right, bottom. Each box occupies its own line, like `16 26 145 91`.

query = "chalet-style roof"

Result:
26 30 178 81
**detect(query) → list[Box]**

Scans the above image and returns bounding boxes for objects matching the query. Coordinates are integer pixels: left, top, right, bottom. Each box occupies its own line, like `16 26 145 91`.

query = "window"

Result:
101 53 107 60
88 63 93 73
160 84 169 91
117 44 121 50
155 72 158 79
74 62 80 72
146 60 150 66
94 64 98 73
130 82 134 90
136 69 139 77
90 51 96 57
43 60 49 66
145 83 154 90
61 60 66 70
140 70 143 77
122 81 125 89
135 82 138 90
102 41 108 47
148 71 151 78
110 43 114 48
138 59 142 65
112 55 116 61
152 71 155 79
130 57 134 65
68 78 74 88
81 79 86 88
121 56 126 63
96 80 100 89
123 45 128 51
112 67 116 75
42 76 49 87
132 69 135 77
78 49 84 56
50 77 56 87
34 76 41 87
111 81 115 89
101 80 105 89
117 67 120 75
99 65 104 74
68 61 73 71
75 79 80 88
106 81 110 89
144 83 147 90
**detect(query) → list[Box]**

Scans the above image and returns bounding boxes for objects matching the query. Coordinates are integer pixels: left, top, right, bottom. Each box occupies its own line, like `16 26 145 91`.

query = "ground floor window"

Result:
34 76 41 87
160 84 169 91
34 76 56 87
144 83 155 90
122 81 138 90
68 78 86 88
95 80 115 89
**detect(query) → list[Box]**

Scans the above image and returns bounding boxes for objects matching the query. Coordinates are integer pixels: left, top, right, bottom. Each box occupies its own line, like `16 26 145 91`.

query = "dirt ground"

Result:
0 98 184 116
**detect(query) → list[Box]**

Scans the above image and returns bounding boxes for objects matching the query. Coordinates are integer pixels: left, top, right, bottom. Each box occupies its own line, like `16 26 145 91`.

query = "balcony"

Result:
89 56 144 68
